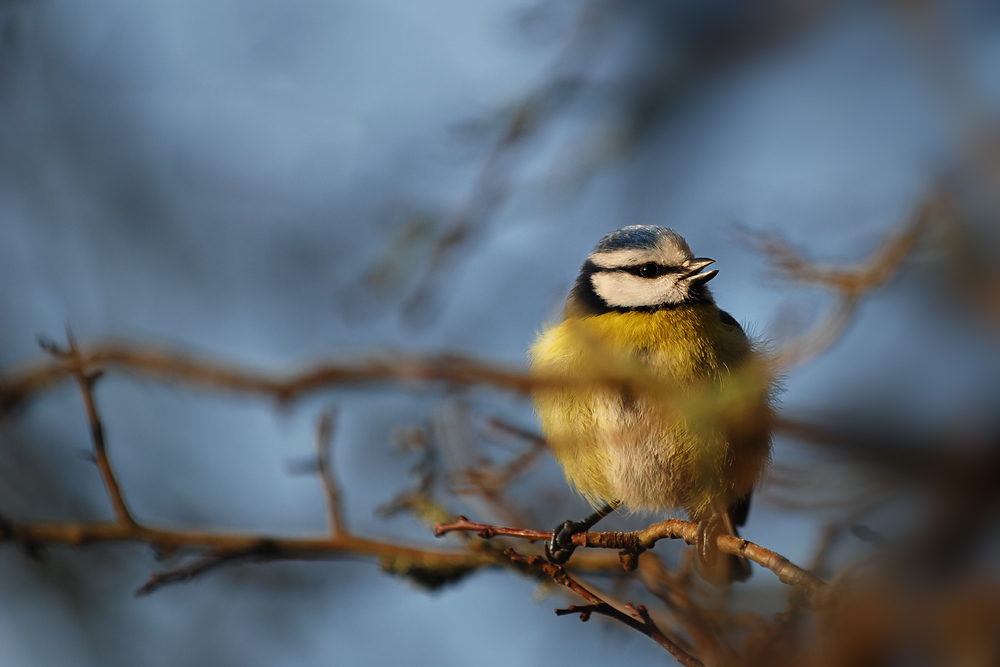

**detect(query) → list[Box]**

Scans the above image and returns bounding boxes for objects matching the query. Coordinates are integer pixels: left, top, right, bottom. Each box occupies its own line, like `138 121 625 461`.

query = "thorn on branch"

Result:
137 551 247 596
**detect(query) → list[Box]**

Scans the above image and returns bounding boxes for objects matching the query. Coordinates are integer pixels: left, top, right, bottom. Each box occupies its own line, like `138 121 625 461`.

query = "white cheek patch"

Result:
591 272 687 308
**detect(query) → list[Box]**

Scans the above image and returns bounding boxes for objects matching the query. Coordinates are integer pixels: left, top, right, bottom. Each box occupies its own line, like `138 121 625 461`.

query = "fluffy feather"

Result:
529 305 772 520
529 226 775 584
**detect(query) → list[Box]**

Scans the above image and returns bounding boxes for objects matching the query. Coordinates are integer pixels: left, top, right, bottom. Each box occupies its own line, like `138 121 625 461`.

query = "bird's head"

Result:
566 226 718 317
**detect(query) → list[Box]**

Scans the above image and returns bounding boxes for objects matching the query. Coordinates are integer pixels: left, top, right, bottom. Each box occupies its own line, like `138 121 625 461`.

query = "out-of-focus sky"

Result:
2 1 999 665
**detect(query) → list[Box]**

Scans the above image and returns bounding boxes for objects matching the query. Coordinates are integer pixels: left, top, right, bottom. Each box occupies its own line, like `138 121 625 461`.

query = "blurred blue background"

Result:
2 0 999 664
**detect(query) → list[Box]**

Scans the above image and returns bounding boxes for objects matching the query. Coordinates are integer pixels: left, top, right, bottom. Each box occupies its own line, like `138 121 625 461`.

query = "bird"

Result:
528 225 774 585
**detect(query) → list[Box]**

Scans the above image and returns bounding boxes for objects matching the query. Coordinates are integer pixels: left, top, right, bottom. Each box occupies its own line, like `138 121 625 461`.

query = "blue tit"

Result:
529 225 774 585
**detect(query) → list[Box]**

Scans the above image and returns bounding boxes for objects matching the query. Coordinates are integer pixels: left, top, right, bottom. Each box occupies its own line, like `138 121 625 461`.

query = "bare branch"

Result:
481 418 548 485
43 332 137 528
1 345 544 411
448 417 548 523
1 342 654 416
636 554 732 663
758 193 942 369
0 519 496 580
314 409 346 536
504 548 704 667
483 417 545 446
435 516 827 597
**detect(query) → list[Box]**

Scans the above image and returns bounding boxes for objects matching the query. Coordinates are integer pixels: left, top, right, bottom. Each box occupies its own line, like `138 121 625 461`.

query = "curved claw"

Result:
545 519 581 564
695 516 723 567
545 502 620 565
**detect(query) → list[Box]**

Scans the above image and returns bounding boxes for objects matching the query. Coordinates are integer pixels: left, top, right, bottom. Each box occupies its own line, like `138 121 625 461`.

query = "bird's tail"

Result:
694 500 753 586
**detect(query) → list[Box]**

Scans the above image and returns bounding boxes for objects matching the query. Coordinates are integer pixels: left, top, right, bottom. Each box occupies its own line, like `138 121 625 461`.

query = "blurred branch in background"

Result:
5 200 1000 663
365 0 842 326
5 0 1000 664
751 191 947 369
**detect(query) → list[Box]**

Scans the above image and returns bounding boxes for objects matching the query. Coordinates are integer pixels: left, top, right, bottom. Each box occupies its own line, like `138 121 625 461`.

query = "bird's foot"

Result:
545 502 620 564
545 519 585 564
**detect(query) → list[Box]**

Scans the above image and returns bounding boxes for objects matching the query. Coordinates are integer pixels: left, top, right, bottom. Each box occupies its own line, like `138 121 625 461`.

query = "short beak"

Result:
682 257 718 285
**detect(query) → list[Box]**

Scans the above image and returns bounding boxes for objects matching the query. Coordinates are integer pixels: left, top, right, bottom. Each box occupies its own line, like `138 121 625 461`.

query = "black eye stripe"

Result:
619 263 682 279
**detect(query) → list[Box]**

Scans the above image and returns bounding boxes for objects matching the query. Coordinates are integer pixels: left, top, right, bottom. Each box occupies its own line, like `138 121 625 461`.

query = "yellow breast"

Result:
529 305 749 381
528 304 770 517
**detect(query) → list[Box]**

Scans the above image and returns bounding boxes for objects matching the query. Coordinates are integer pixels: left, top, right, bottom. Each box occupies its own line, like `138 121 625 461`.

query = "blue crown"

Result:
593 225 666 253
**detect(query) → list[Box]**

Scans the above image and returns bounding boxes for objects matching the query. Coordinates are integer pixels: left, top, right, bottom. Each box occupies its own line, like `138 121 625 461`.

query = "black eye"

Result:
639 262 659 279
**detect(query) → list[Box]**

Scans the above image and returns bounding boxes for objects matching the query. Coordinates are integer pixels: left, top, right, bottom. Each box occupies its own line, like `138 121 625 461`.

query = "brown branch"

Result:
435 516 826 597
0 516 626 593
73 372 136 527
759 193 941 369
314 409 346 536
435 515 551 542
505 548 704 667
40 334 138 528
1 519 494 576
1 342 632 415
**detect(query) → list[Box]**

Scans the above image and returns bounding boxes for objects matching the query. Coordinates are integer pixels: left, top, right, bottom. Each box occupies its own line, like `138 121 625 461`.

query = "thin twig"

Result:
73 373 136 526
505 548 704 667
135 546 269 596
376 426 441 521
483 418 548 485
314 409 346 536
397 0 616 321
484 417 546 446
450 418 548 520
636 553 732 663
758 194 940 369
45 332 137 528
807 495 889 576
